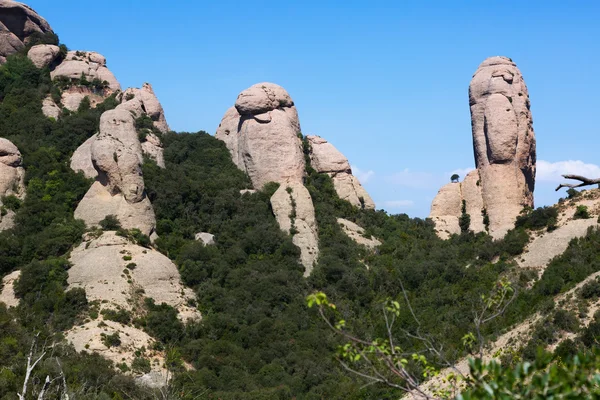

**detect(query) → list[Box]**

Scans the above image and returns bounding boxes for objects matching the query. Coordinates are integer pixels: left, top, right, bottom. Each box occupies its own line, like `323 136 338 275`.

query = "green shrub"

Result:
515 206 558 230
553 309 579 332
101 308 132 324
574 205 590 220
100 332 121 348
99 214 121 230
131 356 151 374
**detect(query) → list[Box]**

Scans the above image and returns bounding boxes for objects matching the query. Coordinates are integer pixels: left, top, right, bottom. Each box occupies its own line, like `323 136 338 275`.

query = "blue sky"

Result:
28 1 600 217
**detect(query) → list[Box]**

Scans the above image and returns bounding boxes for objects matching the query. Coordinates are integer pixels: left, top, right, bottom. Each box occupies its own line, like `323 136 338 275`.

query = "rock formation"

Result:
195 232 216 246
430 170 484 239
470 56 536 238
27 43 59 68
430 56 536 239
216 83 319 274
51 50 120 91
41 94 61 118
118 83 170 134
0 270 19 308
307 135 375 209
0 138 25 231
0 0 52 63
337 218 381 249
66 231 199 384
270 182 319 276
74 110 156 236
215 83 305 189
70 134 98 178
116 83 170 167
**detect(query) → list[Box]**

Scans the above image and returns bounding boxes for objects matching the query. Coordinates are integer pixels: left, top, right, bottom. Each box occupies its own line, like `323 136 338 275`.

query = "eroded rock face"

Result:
0 0 53 63
74 110 156 235
0 270 19 308
270 182 319 276
195 232 216 246
216 83 305 189
470 56 536 238
0 138 25 231
27 44 59 68
116 83 169 167
216 83 320 274
66 231 199 385
118 83 170 134
307 135 375 209
51 50 120 91
430 56 536 239
429 170 484 239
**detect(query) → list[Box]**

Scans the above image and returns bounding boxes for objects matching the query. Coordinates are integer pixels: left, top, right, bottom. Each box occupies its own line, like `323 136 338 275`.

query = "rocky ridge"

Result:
430 56 536 239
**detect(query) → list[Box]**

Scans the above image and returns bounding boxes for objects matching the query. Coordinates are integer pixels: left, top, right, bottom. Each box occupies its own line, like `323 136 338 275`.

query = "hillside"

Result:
1 2 600 399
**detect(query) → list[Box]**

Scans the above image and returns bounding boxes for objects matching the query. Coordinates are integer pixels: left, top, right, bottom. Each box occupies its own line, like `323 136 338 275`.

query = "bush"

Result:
101 332 121 348
99 214 121 230
101 308 132 324
501 228 529 256
574 205 590 220
515 206 558 231
580 279 600 299
553 309 579 332
131 356 151 374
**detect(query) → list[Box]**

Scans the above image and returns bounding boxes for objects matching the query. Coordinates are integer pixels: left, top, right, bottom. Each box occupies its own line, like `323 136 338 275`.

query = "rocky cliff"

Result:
0 0 52 63
430 56 536 239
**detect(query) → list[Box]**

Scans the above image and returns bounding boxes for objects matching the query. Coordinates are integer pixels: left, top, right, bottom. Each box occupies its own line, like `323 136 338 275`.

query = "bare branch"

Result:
556 174 600 191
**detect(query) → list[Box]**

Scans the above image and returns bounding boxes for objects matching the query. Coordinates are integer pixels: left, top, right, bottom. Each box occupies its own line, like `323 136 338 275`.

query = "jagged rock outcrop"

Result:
0 0 52 63
118 83 170 134
307 135 375 209
216 83 319 275
470 56 535 238
216 83 305 189
0 138 25 231
270 182 319 276
27 43 59 68
430 56 536 239
74 110 156 236
51 50 120 91
337 218 381 249
430 170 485 239
115 83 169 167
66 231 199 385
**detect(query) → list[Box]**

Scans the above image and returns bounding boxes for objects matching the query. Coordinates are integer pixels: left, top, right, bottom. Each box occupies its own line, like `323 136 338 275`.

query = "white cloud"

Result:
537 160 600 182
351 165 375 184
382 200 415 209
385 169 436 189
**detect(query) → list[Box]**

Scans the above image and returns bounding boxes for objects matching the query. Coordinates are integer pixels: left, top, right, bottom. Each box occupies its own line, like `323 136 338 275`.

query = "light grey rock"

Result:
470 56 536 238
307 135 375 209
118 83 170 133
0 137 25 231
27 44 59 68
216 83 304 189
429 170 485 239
74 110 156 235
41 95 61 119
337 218 381 249
51 50 120 91
271 182 319 276
0 270 20 308
195 232 216 246
70 134 98 179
